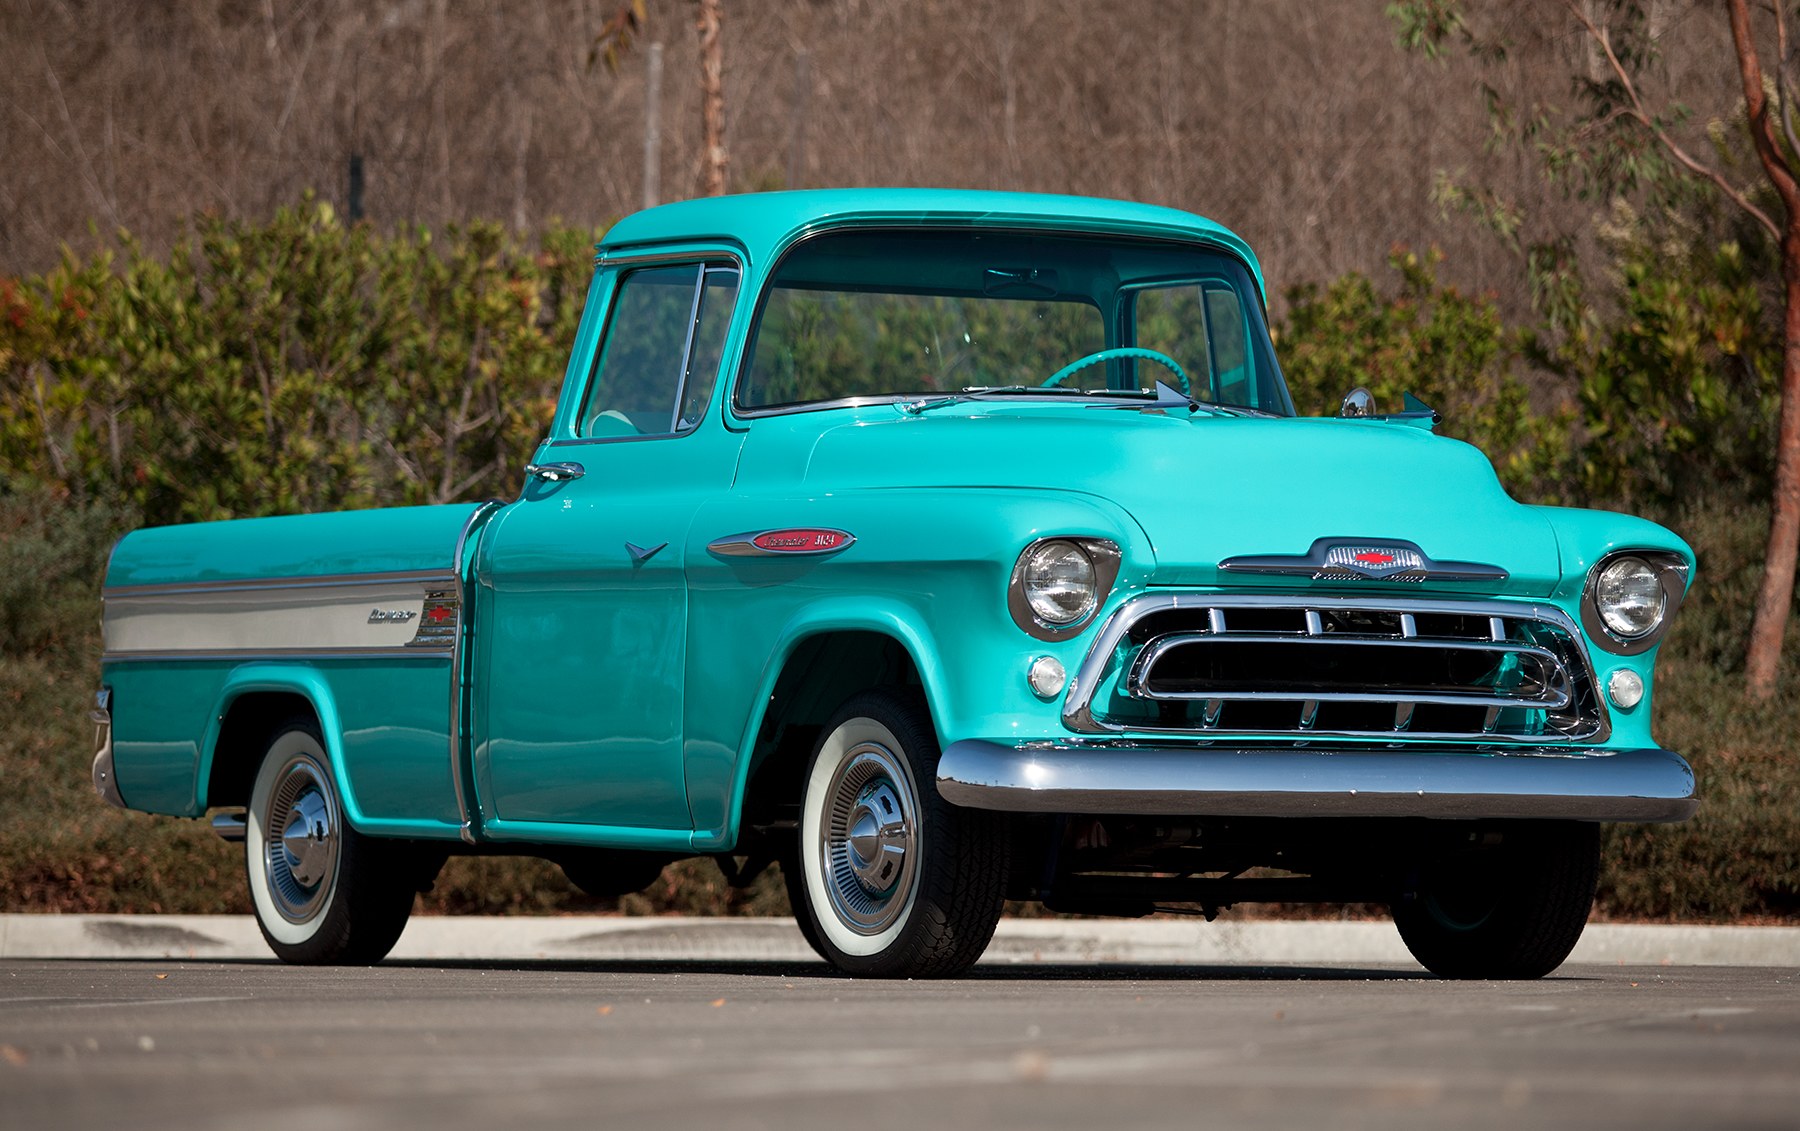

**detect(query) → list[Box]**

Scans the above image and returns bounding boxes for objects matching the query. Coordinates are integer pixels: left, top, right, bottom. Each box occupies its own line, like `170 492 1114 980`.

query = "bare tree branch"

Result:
1560 0 1782 240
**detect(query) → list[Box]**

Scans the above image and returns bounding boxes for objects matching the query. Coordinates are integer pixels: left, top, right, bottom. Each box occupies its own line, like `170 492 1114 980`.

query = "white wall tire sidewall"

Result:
799 716 921 959
246 729 341 948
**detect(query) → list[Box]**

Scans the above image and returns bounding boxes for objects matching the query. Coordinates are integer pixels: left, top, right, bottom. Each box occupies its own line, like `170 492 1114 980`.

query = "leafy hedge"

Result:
1 202 1795 921
2 198 596 524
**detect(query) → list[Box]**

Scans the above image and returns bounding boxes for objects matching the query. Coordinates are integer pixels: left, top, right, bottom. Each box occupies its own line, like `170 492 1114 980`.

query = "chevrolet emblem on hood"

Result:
1219 538 1509 584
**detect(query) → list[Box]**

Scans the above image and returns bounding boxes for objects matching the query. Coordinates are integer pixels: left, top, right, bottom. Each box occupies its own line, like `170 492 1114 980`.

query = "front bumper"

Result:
936 741 1696 823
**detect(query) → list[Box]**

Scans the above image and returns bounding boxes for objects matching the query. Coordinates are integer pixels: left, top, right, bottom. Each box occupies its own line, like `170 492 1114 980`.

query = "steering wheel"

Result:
1042 347 1190 394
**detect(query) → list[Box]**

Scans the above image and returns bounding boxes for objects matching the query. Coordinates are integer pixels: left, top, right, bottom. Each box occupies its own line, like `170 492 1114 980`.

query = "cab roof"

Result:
596 188 1266 299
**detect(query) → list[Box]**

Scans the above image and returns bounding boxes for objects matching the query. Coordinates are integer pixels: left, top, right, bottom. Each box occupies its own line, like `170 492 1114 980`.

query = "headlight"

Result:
1008 537 1122 641
1594 556 1664 638
1020 540 1096 625
1580 550 1689 655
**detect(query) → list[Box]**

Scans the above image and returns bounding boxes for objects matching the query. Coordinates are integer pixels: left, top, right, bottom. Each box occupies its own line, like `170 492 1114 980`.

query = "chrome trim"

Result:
1126 633 1573 710
103 574 460 656
707 529 857 557
936 740 1698 823
211 810 247 842
447 500 501 845
1340 387 1376 417
1219 538 1508 584
595 247 749 269
90 688 125 809
1007 538 1123 643
625 541 668 564
1581 549 1691 656
102 648 453 664
666 266 710 435
1062 593 1607 742
524 461 586 482
102 569 458 599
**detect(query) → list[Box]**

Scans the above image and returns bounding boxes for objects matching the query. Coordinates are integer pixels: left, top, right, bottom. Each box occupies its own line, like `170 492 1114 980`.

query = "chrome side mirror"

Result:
1340 387 1376 418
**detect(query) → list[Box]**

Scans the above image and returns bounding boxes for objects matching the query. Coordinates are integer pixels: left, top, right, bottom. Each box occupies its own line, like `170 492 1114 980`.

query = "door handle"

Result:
525 461 586 483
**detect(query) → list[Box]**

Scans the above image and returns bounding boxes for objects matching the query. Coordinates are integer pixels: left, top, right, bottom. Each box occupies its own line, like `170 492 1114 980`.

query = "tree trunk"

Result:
1728 0 1800 700
696 0 727 197
1746 247 1800 699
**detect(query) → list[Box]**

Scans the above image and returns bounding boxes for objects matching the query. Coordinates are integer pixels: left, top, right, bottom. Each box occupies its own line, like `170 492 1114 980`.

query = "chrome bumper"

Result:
90 688 126 809
935 741 1697 823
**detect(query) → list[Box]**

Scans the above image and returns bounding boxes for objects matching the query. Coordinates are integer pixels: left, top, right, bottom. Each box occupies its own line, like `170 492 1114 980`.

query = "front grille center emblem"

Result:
1219 538 1509 584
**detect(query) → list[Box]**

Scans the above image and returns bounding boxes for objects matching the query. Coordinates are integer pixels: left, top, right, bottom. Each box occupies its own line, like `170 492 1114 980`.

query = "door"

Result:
474 262 741 832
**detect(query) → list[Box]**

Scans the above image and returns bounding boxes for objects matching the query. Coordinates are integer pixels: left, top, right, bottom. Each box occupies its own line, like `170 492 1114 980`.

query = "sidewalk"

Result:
3 913 1796 967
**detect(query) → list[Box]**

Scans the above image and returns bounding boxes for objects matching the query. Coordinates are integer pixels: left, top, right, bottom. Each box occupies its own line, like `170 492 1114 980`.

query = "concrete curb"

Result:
3 913 1796 967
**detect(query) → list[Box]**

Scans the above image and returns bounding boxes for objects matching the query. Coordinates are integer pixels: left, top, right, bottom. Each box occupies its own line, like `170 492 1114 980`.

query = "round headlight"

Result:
1020 540 1097 626
1595 556 1665 639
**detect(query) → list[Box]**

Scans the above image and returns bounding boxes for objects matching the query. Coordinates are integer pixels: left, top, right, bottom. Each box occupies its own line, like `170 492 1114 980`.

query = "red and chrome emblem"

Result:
1219 539 1509 585
1320 544 1426 581
709 528 857 558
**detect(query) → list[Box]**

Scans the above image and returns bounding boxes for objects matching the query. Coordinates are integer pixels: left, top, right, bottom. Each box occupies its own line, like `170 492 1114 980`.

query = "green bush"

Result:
1 199 597 525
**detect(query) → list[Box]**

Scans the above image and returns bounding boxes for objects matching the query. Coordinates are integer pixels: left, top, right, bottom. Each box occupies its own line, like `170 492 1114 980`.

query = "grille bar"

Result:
1127 633 1573 710
1061 594 1608 743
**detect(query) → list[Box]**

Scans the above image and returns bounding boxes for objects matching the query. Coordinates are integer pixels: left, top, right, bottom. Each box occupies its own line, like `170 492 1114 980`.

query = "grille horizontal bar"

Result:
1063 594 1607 742
1128 633 1573 711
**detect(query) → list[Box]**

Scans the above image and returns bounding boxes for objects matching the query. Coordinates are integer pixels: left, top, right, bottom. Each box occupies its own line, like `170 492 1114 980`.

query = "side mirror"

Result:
1340 387 1376 418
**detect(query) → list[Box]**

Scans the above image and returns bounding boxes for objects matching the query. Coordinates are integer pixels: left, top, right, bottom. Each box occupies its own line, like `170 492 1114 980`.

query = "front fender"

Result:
683 486 1154 850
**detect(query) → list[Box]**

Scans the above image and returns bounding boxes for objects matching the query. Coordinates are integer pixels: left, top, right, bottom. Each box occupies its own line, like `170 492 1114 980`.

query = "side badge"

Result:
708 528 857 558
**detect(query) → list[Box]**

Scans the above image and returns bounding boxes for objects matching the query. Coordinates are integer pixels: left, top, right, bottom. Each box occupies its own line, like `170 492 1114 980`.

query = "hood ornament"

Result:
1220 538 1508 584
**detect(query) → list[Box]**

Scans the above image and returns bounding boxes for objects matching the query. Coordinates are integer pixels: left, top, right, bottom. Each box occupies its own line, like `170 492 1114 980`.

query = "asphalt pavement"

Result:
2 949 1797 1130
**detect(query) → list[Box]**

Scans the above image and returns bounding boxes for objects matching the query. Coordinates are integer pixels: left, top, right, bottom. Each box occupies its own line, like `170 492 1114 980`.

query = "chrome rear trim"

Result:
90 687 124 809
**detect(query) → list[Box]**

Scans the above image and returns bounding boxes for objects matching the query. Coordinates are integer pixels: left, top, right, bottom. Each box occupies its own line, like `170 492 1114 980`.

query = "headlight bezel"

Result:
1008 537 1122 641
1580 549 1689 655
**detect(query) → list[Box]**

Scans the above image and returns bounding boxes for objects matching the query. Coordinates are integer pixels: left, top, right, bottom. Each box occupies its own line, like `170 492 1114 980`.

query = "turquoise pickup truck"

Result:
92 189 1696 978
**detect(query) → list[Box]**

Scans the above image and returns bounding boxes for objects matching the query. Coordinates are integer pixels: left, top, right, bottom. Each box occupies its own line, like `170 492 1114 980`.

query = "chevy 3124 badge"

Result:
91 189 1696 978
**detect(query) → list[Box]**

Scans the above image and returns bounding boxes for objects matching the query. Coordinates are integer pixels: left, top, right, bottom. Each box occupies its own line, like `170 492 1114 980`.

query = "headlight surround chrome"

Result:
1580 550 1689 655
1008 537 1122 641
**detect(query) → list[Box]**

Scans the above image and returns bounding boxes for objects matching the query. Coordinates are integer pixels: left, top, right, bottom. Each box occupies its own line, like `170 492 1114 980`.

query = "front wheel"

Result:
245 718 418 964
790 691 1007 977
1391 821 1600 980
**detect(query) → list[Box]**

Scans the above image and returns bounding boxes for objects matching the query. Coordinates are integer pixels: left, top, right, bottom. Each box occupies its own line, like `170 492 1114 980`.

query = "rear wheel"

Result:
1392 821 1600 979
245 718 417 965
790 691 1007 977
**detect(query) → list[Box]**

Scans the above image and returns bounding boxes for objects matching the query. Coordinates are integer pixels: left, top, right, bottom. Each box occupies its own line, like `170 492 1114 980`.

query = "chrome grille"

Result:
1063 595 1607 742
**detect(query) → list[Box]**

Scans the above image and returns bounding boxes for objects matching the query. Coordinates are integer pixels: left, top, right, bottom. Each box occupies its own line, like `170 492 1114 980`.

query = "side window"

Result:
1132 281 1259 409
579 264 739 438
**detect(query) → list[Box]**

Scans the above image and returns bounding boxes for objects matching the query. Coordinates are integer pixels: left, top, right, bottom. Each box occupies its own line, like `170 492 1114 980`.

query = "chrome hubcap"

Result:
820 744 918 936
262 756 339 924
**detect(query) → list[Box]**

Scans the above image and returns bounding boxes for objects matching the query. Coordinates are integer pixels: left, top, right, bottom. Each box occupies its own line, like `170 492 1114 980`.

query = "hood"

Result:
787 406 1563 597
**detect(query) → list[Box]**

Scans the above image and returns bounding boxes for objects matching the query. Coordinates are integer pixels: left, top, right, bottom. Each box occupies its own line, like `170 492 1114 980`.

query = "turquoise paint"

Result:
599 189 1267 301
103 658 463 837
98 189 1693 861
106 503 484 588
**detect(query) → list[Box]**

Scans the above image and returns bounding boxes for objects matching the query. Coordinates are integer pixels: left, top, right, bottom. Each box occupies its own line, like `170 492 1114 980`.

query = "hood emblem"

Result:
708 528 856 558
1220 538 1508 584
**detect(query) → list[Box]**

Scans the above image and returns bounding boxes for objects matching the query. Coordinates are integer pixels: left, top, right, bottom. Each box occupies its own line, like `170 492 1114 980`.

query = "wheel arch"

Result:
709 598 948 852
197 665 364 827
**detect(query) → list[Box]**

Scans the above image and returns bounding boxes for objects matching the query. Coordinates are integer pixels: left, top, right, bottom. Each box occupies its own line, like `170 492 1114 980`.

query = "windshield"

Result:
736 228 1293 415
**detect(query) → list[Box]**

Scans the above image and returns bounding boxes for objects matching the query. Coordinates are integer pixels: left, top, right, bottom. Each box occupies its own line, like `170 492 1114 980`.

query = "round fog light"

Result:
1028 655 1067 700
1608 669 1645 710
